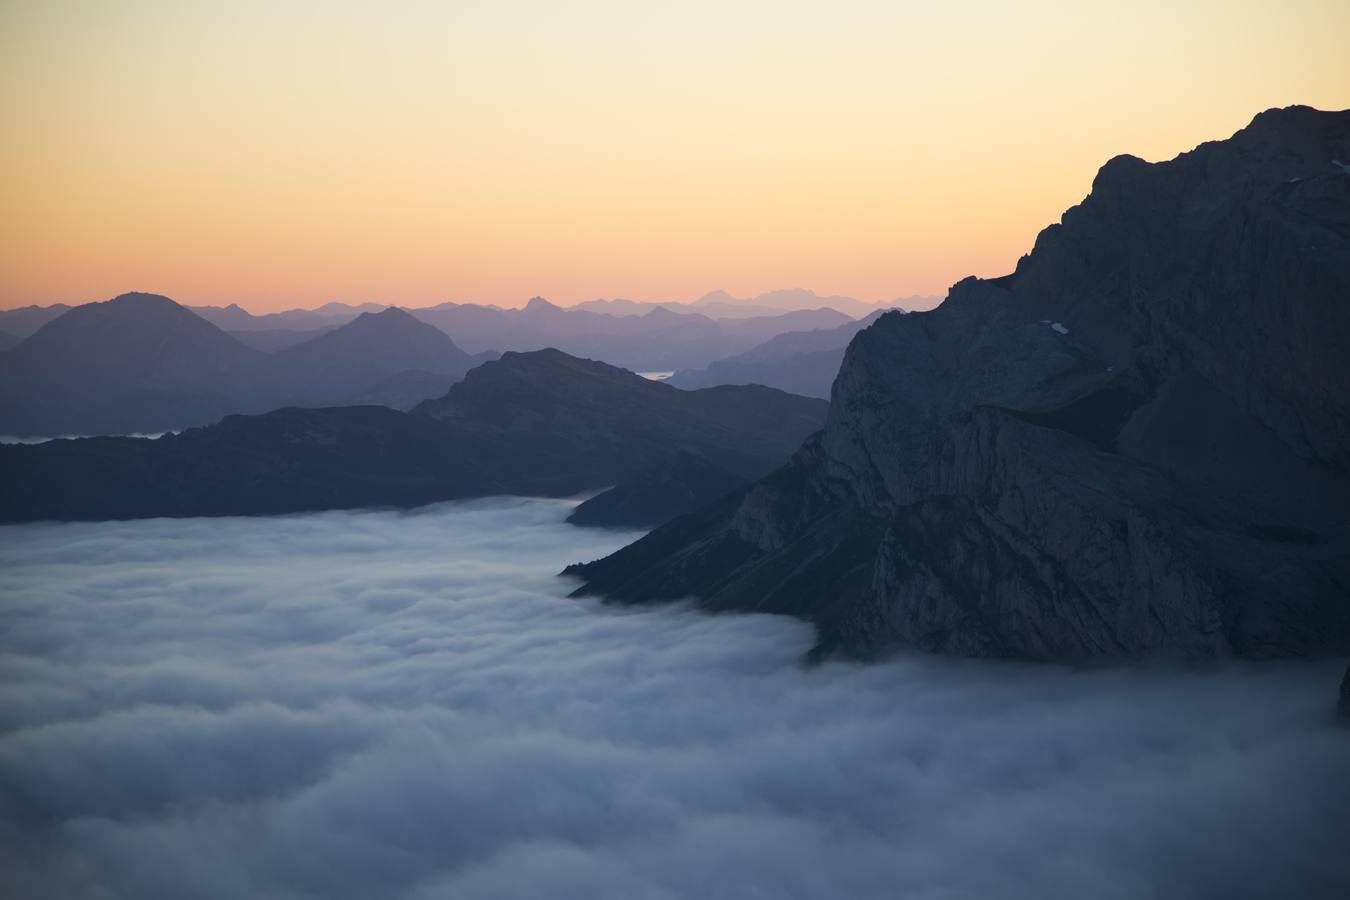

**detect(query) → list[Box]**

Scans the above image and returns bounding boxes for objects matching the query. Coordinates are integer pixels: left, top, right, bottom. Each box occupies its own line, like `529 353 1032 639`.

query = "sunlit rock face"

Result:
571 106 1350 661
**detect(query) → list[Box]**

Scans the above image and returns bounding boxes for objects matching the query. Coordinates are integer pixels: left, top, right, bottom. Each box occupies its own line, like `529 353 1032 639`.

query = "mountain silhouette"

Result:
0 292 271 435
0 349 828 521
274 307 477 404
668 309 894 398
567 106 1350 663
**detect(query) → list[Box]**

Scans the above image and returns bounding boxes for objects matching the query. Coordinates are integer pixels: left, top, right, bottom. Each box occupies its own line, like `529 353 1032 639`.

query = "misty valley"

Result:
1 42 1348 899
2 498 1346 898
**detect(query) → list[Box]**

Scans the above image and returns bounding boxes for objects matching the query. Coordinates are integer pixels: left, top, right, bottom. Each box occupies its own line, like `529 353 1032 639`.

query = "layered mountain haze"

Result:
669 309 895 398
0 303 74 338
190 301 387 332
574 289 920 320
569 106 1350 663
0 292 274 437
406 297 854 370
0 349 827 522
692 288 914 318
0 290 865 439
0 295 491 435
272 307 482 406
225 326 339 352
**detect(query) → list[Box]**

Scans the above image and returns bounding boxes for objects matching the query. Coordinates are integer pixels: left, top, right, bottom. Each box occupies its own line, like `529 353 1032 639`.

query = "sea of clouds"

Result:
1 497 1347 899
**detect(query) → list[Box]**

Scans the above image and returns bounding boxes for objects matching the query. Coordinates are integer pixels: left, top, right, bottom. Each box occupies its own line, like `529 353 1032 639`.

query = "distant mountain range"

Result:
568 105 1350 663
0 292 883 353
0 303 73 337
574 288 927 320
0 349 828 522
0 295 484 436
400 298 853 370
189 301 388 332
668 309 894 399
0 289 868 436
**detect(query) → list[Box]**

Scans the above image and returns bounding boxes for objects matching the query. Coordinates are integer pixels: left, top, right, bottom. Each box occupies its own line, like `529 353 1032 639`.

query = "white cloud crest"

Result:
1 498 1347 899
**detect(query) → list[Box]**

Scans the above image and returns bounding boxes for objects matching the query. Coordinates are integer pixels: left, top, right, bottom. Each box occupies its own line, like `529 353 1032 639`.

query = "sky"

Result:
1 1 1347 313
2 496 1347 899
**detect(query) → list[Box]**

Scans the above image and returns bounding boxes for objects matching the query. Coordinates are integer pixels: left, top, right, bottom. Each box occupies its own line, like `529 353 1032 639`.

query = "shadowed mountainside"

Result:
566 451 750 528
568 105 1350 663
0 349 827 521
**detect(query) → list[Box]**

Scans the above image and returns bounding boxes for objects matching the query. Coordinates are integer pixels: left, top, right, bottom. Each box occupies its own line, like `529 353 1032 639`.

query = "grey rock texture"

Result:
568 106 1350 661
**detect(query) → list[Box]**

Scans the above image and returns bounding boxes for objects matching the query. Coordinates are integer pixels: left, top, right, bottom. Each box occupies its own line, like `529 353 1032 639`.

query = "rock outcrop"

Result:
568 106 1350 661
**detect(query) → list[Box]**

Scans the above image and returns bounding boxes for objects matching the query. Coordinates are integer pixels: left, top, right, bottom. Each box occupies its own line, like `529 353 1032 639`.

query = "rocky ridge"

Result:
568 106 1350 661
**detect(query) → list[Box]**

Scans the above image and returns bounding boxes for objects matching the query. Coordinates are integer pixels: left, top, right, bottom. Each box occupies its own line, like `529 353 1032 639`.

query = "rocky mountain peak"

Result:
569 106 1350 663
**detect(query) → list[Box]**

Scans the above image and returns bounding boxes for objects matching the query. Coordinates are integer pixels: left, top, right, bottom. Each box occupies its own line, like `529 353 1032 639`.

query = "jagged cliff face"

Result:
569 106 1350 661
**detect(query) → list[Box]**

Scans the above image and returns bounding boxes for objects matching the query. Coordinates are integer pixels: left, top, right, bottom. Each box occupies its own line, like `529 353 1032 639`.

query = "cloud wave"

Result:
1 498 1347 899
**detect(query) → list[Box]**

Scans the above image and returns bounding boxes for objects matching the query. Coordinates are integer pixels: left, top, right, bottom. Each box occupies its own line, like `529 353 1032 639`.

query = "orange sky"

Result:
2 1 1347 313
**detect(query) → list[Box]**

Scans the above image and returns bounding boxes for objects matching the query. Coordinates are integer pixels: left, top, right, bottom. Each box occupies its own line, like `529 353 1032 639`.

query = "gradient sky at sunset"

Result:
2 1 1347 312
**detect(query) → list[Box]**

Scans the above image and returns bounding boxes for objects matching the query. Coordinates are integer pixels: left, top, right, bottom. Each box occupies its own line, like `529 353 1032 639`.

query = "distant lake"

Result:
637 371 674 381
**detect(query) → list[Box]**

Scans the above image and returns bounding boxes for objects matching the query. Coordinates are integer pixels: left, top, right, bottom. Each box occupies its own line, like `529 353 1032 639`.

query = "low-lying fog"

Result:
0 432 172 445
1 498 1346 899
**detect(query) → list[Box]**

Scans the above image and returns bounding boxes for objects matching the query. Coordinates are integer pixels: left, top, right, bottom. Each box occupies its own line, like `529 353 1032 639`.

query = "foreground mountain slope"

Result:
0 350 827 521
569 105 1350 661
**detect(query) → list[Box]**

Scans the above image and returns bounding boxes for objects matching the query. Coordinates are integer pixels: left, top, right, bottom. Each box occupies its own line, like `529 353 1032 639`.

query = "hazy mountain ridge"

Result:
0 296 486 435
574 288 922 320
0 292 874 408
226 326 338 352
0 303 73 337
568 105 1350 662
272 307 477 405
0 349 828 522
190 301 387 332
405 297 853 369
668 309 894 398
0 293 274 436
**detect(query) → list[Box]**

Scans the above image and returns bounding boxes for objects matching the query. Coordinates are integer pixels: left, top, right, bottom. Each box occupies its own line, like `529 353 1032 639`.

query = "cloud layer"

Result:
1 498 1347 899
